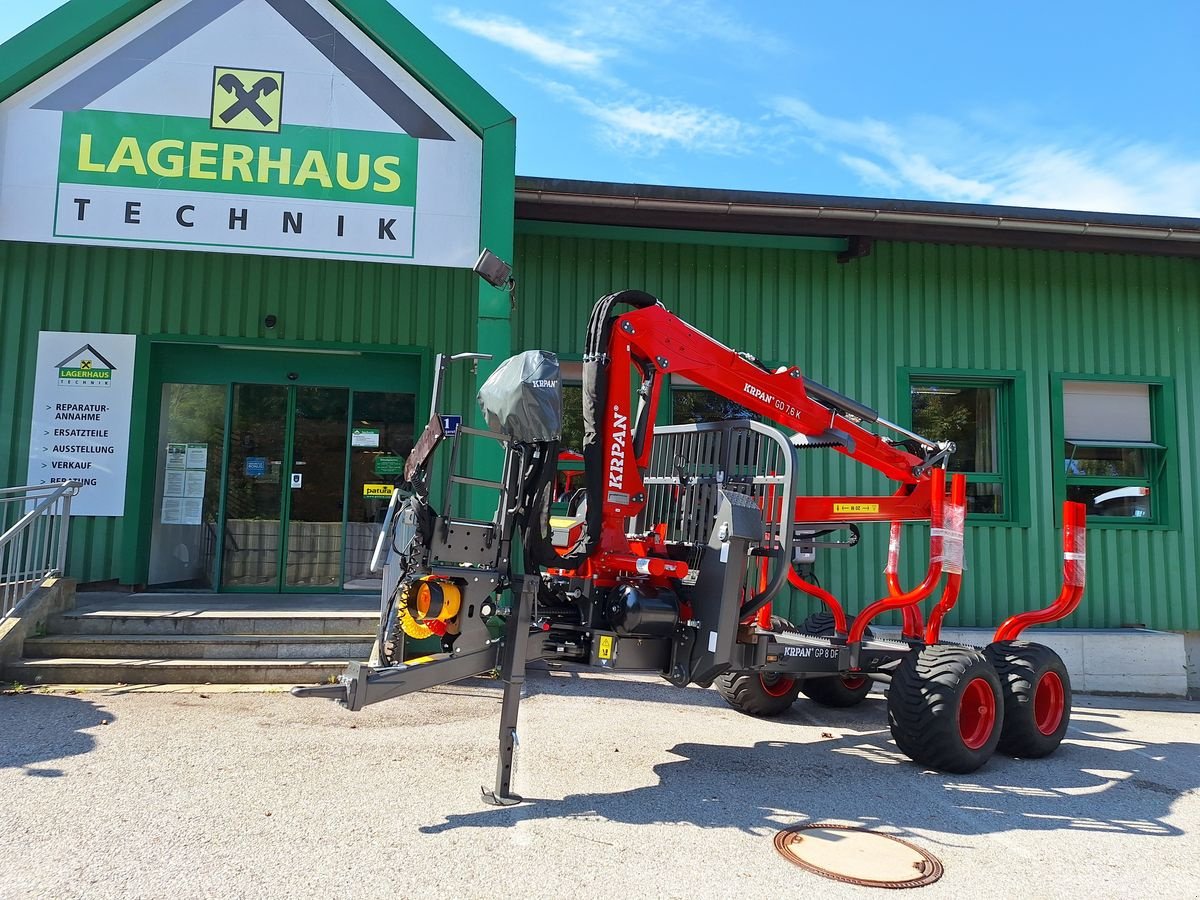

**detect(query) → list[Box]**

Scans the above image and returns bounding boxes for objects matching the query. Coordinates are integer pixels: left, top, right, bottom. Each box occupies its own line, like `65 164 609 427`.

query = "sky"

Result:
3 0 1199 217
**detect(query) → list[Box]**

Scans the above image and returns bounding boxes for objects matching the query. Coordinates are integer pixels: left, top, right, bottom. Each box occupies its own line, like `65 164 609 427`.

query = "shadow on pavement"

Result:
420 696 1197 840
522 665 732 710
0 693 113 777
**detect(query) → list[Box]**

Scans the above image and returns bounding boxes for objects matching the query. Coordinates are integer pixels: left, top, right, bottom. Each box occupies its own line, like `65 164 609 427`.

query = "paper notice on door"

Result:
160 496 183 524
166 443 187 469
181 497 203 525
184 470 206 498
164 469 185 497
185 443 208 469
352 428 380 448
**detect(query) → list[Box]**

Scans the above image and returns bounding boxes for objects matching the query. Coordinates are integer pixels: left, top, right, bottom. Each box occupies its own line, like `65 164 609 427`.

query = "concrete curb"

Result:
876 625 1189 697
17 683 294 695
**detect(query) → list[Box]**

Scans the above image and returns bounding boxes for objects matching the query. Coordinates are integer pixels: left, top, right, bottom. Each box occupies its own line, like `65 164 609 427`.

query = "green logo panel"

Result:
60 110 418 207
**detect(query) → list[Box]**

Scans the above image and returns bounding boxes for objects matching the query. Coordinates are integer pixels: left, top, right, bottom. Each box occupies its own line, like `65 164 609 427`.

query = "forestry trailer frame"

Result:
294 290 1087 805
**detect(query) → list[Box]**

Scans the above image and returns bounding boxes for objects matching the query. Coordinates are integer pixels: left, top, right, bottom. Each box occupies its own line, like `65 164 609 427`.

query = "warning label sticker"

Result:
833 502 880 514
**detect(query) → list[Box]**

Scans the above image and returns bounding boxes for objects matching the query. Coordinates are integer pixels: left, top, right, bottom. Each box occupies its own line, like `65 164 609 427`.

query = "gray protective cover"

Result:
477 350 562 441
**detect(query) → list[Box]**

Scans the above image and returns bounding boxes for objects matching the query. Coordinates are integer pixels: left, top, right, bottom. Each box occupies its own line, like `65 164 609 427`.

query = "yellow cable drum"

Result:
398 577 463 639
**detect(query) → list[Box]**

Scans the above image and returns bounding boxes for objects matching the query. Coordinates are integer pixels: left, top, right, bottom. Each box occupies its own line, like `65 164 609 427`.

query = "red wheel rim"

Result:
958 677 996 750
841 675 868 691
1034 671 1066 735
760 674 796 698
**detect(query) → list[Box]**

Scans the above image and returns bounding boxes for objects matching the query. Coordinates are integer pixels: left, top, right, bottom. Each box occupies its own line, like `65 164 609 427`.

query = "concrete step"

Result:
22 634 373 661
8 657 356 685
50 612 377 637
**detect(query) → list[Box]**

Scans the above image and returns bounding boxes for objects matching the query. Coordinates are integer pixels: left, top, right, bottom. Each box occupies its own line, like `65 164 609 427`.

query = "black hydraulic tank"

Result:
607 584 678 637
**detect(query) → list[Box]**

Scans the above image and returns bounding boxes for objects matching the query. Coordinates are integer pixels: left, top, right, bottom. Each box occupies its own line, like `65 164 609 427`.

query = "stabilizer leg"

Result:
482 576 537 806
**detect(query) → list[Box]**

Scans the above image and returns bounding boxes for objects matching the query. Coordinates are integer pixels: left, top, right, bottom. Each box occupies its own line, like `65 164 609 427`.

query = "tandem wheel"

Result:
888 644 1004 774
984 640 1071 758
797 611 874 708
715 616 803 716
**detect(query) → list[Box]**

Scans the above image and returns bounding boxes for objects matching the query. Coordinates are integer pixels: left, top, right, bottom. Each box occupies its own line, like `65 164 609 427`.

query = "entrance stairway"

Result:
7 593 376 685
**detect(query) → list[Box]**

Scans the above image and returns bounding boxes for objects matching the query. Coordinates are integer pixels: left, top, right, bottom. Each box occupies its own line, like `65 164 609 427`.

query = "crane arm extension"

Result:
597 303 929 531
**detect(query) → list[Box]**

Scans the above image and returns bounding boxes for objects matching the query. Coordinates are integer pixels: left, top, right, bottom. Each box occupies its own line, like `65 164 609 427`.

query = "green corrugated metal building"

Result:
1 1 1197 649
510 208 1197 634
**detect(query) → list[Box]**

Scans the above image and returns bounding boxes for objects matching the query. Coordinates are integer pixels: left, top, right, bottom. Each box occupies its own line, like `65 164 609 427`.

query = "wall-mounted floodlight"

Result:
473 249 513 289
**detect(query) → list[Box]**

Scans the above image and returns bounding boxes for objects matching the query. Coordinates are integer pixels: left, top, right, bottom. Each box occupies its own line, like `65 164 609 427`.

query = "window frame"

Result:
898 367 1029 527
1050 372 1177 530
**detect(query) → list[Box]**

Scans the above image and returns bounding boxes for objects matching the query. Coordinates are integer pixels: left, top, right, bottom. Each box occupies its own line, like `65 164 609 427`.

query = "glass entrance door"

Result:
283 387 349 589
220 384 349 591
343 391 416 590
221 384 287 589
145 344 421 593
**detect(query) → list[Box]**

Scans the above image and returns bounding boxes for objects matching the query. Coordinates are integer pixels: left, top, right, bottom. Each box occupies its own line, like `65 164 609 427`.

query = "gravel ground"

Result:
1 670 1198 900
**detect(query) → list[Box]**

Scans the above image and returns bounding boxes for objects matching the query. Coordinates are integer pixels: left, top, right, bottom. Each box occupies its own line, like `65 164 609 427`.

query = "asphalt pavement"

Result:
1 670 1197 899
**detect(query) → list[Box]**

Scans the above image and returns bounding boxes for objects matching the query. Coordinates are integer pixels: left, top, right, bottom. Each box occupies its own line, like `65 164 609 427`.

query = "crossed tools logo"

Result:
210 67 284 134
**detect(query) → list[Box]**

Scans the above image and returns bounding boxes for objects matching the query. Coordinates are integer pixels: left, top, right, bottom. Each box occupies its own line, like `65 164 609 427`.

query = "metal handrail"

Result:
1 481 80 621
1 484 67 493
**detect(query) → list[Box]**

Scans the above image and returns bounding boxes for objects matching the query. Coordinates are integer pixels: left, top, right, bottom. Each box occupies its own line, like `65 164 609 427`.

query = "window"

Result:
906 373 1022 522
670 376 752 425
671 389 753 424
1060 379 1166 523
554 360 585 513
559 360 584 454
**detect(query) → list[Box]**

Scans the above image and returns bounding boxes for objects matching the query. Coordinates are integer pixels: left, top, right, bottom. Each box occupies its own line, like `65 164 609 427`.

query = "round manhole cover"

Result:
774 824 943 889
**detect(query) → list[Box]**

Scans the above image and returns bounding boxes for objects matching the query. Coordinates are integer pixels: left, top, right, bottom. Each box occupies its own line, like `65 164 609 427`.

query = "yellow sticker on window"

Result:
833 502 880 514
598 635 613 660
363 483 394 498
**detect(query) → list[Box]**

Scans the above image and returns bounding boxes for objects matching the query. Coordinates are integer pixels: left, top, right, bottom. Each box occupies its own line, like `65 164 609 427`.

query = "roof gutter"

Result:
515 188 1200 245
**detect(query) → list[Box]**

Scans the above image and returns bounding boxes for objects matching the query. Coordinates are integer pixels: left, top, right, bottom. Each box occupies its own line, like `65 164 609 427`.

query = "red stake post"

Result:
787 567 849 635
884 519 925 639
847 468 947 646
923 474 968 645
992 502 1087 643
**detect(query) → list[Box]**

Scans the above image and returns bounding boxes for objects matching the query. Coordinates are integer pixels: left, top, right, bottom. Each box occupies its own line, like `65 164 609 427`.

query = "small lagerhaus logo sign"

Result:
56 344 116 385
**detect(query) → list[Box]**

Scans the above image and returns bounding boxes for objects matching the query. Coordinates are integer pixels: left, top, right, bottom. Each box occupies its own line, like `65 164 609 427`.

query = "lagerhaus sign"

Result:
0 0 483 267
27 332 138 517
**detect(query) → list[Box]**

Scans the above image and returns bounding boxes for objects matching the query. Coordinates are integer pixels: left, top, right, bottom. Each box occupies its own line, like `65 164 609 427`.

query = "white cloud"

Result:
438 5 1200 211
837 154 901 192
439 1 787 78
438 8 608 74
543 81 753 156
772 97 1200 216
560 0 788 54
986 145 1200 215
437 2 788 162
773 98 992 202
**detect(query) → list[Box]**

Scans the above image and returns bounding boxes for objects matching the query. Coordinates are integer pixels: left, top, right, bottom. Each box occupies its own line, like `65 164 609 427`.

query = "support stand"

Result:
481 575 537 806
